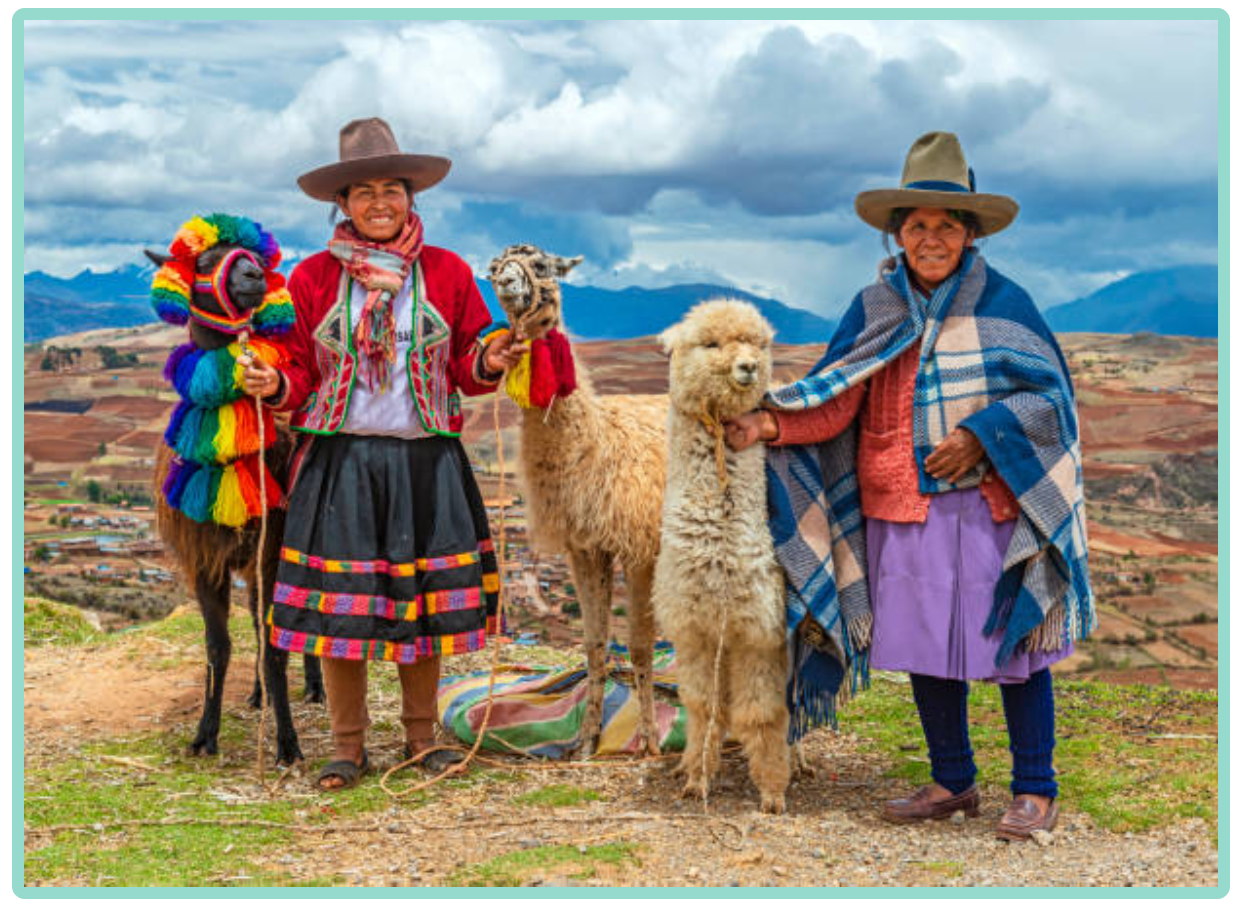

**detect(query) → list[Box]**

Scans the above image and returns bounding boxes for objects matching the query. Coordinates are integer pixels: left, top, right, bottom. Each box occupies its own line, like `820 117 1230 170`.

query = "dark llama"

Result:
146 214 322 765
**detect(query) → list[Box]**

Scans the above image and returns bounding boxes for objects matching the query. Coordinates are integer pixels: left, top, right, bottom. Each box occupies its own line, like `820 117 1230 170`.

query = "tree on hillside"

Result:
39 346 81 372
94 345 139 369
86 479 102 503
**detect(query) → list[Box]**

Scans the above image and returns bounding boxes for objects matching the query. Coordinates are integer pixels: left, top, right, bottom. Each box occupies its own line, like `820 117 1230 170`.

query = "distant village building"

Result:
125 540 164 555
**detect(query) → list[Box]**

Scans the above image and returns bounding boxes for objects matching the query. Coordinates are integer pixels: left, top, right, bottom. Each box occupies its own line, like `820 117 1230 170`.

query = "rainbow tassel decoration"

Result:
159 338 287 524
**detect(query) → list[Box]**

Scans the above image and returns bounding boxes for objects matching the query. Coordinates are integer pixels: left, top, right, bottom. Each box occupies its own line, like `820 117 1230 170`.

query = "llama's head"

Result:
146 214 294 350
659 299 774 421
487 243 583 340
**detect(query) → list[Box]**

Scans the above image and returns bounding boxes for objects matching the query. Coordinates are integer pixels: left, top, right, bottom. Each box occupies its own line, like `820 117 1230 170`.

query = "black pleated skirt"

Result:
269 433 500 663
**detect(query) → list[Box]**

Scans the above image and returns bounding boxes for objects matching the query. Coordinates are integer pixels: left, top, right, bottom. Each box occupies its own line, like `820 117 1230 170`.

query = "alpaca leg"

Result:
729 642 791 814
190 573 232 757
626 563 661 757
567 547 613 758
675 634 725 799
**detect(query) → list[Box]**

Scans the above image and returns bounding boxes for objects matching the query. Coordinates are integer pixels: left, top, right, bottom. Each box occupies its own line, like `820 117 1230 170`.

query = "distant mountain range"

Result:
22 265 837 345
22 262 1219 344
24 265 156 343
476 281 836 344
1042 265 1218 338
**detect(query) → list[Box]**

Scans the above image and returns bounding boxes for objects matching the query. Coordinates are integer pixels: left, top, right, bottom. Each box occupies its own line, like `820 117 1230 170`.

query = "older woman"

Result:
240 118 524 789
726 132 1093 839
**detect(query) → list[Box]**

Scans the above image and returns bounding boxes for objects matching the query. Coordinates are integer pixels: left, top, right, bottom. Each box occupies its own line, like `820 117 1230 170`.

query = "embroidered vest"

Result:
290 263 463 437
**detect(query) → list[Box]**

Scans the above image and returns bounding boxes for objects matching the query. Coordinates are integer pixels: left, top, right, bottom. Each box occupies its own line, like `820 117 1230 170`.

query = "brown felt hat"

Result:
854 131 1019 238
297 117 452 202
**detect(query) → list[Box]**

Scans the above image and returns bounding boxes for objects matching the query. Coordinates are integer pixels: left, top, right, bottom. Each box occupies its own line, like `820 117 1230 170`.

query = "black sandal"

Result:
404 741 465 773
316 749 369 791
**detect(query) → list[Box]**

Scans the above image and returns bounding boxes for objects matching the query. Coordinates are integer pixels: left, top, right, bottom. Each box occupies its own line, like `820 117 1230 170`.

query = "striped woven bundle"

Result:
438 642 687 757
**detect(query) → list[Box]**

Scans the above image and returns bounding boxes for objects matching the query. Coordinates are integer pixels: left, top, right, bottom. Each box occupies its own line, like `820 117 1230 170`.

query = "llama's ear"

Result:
144 250 170 267
553 254 583 277
658 324 681 357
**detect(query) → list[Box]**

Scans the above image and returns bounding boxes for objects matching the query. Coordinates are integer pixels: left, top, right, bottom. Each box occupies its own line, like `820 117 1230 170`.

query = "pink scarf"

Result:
328 212 425 392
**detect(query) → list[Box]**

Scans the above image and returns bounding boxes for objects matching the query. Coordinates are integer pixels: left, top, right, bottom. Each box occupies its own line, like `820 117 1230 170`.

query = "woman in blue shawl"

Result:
727 132 1093 840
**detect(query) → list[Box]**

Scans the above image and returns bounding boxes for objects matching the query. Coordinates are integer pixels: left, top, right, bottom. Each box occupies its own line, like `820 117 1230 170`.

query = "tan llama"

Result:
487 244 665 757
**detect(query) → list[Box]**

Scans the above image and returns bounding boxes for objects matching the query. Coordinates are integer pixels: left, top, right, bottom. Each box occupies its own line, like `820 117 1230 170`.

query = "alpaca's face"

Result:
662 299 774 420
488 244 583 340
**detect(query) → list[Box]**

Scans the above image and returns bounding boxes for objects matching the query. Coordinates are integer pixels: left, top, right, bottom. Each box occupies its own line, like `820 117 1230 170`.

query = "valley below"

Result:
23 324 1220 690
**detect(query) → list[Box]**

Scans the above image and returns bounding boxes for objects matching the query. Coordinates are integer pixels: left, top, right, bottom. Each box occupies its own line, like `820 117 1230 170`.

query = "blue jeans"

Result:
909 668 1058 798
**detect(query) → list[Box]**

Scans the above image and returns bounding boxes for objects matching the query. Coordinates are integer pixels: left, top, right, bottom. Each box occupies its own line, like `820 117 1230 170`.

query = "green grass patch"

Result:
25 734 317 886
24 598 101 647
512 784 603 808
447 841 640 887
843 674 1217 834
28 732 525 886
24 726 506 886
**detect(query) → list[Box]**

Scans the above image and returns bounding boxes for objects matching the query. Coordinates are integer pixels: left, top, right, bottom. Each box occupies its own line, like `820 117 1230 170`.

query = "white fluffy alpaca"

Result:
653 299 790 814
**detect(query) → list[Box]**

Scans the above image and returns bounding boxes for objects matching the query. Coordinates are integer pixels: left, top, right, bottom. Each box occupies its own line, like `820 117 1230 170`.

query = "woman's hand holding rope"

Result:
238 353 281 399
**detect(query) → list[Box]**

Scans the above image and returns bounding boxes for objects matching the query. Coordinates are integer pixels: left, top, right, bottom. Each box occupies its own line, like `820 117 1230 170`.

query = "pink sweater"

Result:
770 342 1018 524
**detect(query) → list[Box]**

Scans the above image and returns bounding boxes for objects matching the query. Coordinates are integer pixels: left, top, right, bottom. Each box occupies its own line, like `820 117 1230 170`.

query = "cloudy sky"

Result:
21 16 1221 317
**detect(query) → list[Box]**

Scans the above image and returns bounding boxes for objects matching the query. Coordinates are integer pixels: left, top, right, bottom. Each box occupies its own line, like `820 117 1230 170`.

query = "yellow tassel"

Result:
212 465 250 527
214 402 238 463
229 340 247 390
504 351 533 409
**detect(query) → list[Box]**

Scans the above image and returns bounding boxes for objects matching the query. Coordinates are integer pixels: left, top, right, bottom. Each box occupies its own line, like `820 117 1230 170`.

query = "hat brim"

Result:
297 153 452 202
854 188 1019 238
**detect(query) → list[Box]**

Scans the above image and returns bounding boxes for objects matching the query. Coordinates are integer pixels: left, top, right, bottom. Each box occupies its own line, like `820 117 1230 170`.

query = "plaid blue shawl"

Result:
766 251 1094 739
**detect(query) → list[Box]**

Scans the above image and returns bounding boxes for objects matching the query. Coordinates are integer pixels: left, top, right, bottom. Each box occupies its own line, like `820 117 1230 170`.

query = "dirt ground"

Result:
23 640 1220 889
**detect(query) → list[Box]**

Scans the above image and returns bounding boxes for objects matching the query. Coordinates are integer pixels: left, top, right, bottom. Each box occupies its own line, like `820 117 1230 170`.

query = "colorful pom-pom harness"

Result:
151 214 296 527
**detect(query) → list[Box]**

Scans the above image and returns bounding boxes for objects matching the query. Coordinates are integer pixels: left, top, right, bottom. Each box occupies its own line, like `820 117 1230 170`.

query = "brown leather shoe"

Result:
995 795 1059 840
882 784 980 824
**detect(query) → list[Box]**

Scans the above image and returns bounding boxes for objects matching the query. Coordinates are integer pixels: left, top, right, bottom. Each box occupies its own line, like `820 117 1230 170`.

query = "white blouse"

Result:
340 274 432 440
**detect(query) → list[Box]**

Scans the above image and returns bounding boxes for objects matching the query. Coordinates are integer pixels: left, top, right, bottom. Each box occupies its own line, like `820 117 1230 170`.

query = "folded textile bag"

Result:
438 642 687 758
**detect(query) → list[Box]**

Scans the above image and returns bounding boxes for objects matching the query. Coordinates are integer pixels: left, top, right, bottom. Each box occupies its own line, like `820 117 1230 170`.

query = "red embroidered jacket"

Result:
272 246 497 436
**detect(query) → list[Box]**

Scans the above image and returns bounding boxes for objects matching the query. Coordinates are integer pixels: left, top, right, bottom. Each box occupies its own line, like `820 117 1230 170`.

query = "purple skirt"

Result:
867 488 1072 684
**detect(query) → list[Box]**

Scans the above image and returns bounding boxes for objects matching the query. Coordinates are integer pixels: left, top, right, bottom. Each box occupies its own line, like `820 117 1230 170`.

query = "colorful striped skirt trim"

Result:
272 615 501 664
269 433 501 665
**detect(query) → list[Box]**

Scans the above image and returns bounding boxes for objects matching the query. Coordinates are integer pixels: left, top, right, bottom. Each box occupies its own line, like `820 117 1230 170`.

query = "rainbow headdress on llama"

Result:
152 214 295 527
150 213 295 337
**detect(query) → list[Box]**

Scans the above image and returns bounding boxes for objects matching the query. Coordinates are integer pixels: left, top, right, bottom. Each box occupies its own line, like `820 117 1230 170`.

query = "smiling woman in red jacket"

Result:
240 117 523 790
